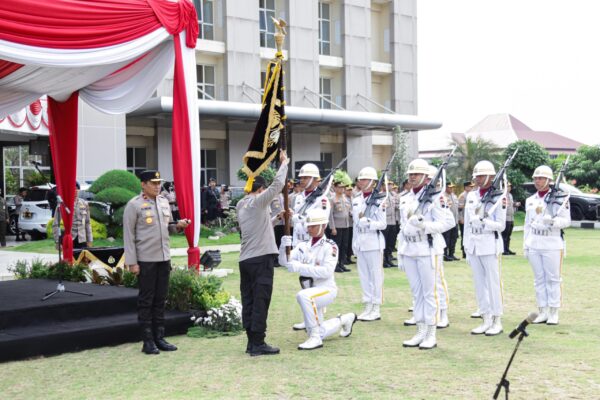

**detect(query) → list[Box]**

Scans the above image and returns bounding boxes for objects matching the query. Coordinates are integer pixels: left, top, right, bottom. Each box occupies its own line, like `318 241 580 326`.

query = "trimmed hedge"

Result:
89 169 140 194
94 187 137 206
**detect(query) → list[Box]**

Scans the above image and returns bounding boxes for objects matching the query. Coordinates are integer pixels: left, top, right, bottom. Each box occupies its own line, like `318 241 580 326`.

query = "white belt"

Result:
404 233 426 243
532 228 559 237
470 227 484 235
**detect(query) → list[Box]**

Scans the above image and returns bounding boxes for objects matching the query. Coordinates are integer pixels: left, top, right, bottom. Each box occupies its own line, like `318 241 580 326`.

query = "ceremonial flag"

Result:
241 55 286 192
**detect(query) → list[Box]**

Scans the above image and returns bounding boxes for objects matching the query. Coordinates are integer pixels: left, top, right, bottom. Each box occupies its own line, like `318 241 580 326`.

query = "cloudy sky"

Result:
417 0 600 146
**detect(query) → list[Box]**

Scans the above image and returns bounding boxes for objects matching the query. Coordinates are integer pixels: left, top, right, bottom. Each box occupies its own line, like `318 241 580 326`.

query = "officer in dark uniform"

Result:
123 170 190 355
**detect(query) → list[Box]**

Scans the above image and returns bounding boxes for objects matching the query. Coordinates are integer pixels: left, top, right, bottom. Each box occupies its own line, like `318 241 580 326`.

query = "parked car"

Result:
18 184 54 240
521 182 600 221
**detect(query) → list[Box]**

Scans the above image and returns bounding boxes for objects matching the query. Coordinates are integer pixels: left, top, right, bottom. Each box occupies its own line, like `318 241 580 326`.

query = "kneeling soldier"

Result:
278 208 357 350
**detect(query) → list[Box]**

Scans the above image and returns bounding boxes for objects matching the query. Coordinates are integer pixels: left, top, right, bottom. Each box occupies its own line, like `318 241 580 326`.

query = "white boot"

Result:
403 316 416 326
485 316 503 336
419 325 437 350
437 309 449 329
470 309 482 319
292 321 306 331
339 313 358 337
298 329 323 350
471 314 493 335
546 307 559 325
533 307 549 324
403 323 427 347
357 303 373 321
368 304 381 321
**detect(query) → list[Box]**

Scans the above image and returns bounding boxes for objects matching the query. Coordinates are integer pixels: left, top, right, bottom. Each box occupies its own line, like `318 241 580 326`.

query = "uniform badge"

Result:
502 197 507 209
146 217 153 224
108 256 115 265
146 211 152 216
143 203 149 207
332 245 338 258
535 205 543 215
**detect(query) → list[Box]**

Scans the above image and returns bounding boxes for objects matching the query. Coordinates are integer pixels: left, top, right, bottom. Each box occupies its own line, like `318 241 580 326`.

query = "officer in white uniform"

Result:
524 165 571 325
291 163 331 246
278 208 357 350
398 160 455 350
464 161 507 336
352 166 387 322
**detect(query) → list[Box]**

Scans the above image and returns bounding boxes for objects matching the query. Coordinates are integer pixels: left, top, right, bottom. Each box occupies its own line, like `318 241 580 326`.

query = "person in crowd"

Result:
328 181 352 273
344 185 355 264
382 183 398 268
236 151 288 356
201 178 220 225
398 160 454 349
464 161 507 337
502 182 519 255
123 170 190 355
14 187 27 241
52 182 93 249
524 165 571 325
457 181 474 260
219 184 231 218
0 188 7 247
278 208 357 350
352 166 387 322
442 183 460 261
161 182 180 221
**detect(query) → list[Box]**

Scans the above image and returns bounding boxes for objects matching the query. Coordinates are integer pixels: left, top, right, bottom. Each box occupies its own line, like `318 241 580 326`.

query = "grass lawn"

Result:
6 233 241 254
1 229 599 399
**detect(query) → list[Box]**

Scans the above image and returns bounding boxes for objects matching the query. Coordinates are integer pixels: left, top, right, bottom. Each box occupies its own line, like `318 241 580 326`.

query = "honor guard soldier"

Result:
442 182 460 261
237 151 289 356
352 166 387 322
278 208 357 350
328 181 352 273
398 160 454 349
382 183 398 268
123 170 190 355
53 182 93 249
291 163 330 246
464 161 507 336
524 165 571 325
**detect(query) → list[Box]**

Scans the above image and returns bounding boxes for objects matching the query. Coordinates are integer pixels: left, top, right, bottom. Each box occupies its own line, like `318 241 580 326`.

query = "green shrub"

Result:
9 259 90 282
166 269 229 312
122 270 138 288
111 205 126 226
94 187 137 207
237 165 276 184
89 170 140 194
89 203 110 224
46 218 107 240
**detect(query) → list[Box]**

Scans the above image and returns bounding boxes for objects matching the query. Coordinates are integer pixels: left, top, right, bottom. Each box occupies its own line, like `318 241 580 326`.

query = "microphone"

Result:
508 312 538 339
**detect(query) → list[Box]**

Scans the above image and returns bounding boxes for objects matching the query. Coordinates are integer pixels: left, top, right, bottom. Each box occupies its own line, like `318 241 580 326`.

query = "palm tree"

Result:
448 136 502 183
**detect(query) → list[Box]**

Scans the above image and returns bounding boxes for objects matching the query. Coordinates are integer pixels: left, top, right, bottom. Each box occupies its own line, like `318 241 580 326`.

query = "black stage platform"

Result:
0 279 191 362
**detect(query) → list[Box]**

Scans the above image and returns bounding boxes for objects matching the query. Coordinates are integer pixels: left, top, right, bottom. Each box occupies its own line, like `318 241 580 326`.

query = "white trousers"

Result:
403 255 439 326
296 287 340 338
357 249 384 305
467 253 503 316
527 249 563 308
437 259 449 311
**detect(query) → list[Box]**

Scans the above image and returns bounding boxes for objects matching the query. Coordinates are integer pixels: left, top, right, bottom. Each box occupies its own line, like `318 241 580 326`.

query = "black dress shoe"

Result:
154 327 177 351
141 327 160 355
335 265 345 273
341 265 351 272
249 343 280 357
451 256 460 261
502 251 510 256
443 256 453 262
508 250 516 255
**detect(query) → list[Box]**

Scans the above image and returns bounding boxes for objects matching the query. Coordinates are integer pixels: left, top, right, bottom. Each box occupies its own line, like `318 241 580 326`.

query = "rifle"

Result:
476 148 519 218
545 155 570 217
415 145 457 216
297 154 350 216
362 151 397 219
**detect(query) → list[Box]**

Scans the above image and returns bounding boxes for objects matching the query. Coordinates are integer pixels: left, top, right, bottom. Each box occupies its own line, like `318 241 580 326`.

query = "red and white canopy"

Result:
0 0 201 266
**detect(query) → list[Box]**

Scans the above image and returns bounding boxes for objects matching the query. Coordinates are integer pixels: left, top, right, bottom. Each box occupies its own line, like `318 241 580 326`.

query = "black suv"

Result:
522 182 600 221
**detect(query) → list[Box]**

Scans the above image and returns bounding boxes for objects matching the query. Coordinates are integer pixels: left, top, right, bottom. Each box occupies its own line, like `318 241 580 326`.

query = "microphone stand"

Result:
41 195 92 301
493 329 529 399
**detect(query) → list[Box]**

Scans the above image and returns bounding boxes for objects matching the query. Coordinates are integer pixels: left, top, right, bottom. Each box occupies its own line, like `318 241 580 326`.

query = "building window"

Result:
194 0 214 40
197 65 216 100
127 147 147 177
320 152 333 177
3 146 45 194
259 0 276 49
318 2 330 55
319 77 332 109
201 149 217 186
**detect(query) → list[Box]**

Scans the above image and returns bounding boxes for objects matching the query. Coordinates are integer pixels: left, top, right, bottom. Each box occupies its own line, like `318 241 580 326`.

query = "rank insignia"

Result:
146 217 153 224
146 211 152 216
332 246 338 257
143 203 149 207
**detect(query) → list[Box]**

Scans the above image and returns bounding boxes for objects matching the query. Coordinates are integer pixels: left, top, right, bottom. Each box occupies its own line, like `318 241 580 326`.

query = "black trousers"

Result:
274 224 284 249
73 238 87 249
347 226 354 259
137 261 171 327
330 227 349 267
0 220 5 246
459 223 465 256
502 221 514 252
443 226 459 257
239 254 275 344
383 224 397 259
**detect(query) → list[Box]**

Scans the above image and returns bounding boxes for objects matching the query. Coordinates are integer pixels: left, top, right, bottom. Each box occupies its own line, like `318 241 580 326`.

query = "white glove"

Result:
291 214 302 224
531 221 547 231
281 235 293 248
470 217 484 228
286 261 298 273
408 215 425 229
358 217 370 228
542 215 554 226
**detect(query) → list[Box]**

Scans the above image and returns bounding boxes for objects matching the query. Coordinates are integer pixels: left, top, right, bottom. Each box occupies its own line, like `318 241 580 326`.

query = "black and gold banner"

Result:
242 56 286 192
